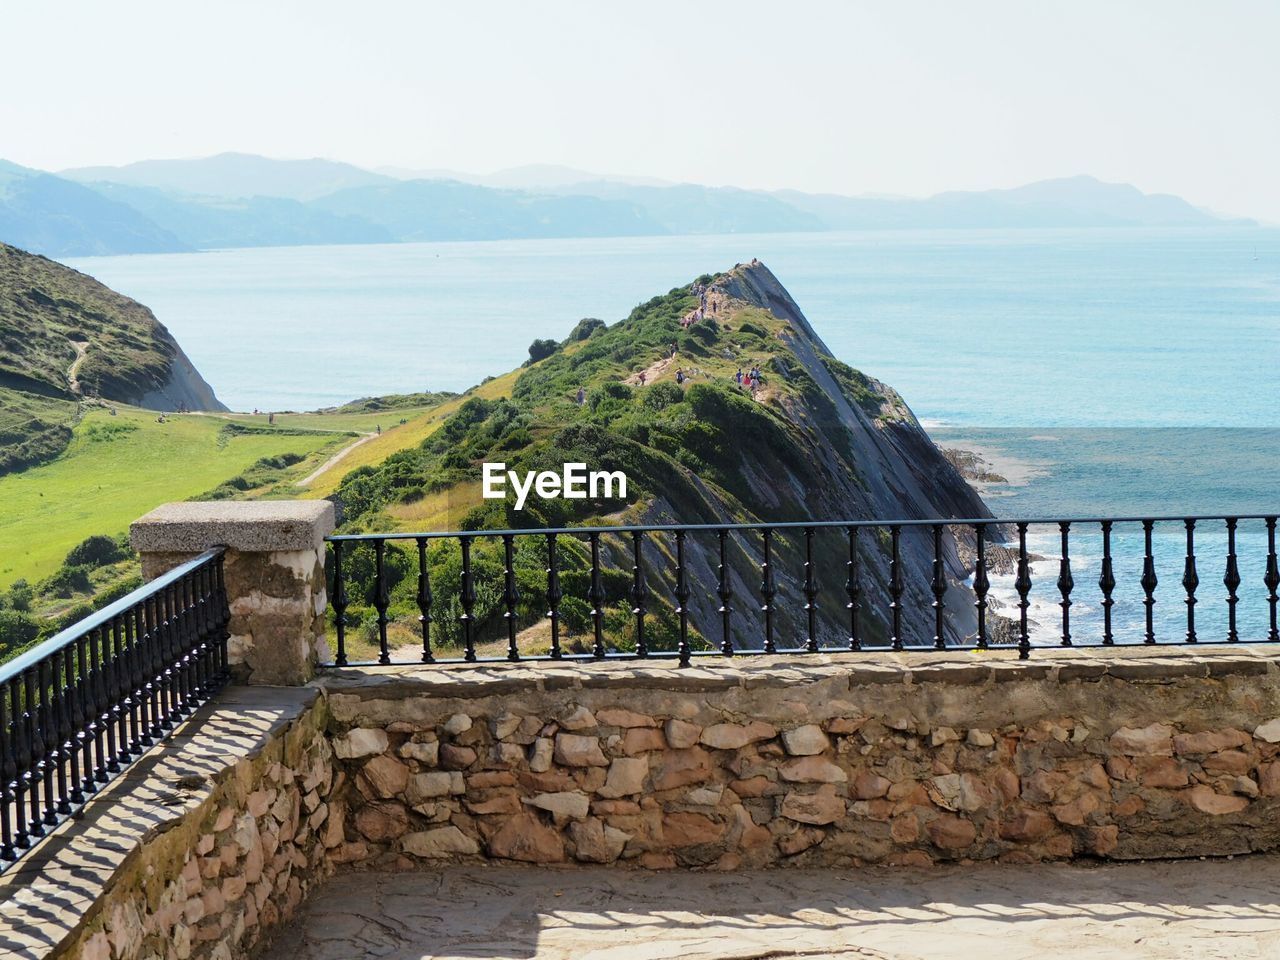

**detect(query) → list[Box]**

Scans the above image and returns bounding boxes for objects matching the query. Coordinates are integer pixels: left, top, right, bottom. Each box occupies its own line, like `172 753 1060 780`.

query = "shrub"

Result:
40 564 93 598
643 381 684 411
527 338 558 363
65 534 130 569
6 579 32 612
0 609 39 652
565 318 605 342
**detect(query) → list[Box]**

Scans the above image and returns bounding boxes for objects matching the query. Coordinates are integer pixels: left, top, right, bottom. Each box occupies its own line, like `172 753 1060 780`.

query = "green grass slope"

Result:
0 406 343 590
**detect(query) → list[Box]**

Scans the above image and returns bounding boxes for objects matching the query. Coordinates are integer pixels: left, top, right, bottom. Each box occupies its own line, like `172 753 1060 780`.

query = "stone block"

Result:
781 724 830 756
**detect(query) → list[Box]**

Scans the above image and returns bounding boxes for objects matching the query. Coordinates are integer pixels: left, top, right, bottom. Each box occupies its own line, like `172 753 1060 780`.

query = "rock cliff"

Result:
335 260 991 650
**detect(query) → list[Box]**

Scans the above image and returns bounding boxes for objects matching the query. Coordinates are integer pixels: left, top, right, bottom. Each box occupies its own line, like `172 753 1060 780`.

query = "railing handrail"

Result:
0 547 225 687
327 513 1280 543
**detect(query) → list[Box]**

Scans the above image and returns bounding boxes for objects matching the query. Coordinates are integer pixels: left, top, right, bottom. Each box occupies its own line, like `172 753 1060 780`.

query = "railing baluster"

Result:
888 525 903 651
102 619 120 772
1057 521 1074 647
503 534 520 662
1266 517 1280 643
1182 519 1199 643
76 635 96 797
157 588 176 729
416 537 434 664
760 529 776 654
717 530 734 656
804 527 819 653
38 658 56 825
1098 520 1116 645
675 529 690 667
145 596 163 739
0 685 14 860
588 532 605 659
630 532 647 658
1141 520 1158 644
845 527 861 651
1015 522 1031 659
11 677 29 848
111 614 129 763
52 650 71 816
974 524 990 651
1224 517 1240 643
90 626 109 780
332 541 349 667
930 524 946 650
545 534 562 660
24 669 43 838
373 540 391 665
459 537 477 662
127 604 143 752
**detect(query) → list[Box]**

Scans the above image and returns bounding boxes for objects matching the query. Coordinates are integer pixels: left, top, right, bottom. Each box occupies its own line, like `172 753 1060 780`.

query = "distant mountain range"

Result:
0 153 1254 257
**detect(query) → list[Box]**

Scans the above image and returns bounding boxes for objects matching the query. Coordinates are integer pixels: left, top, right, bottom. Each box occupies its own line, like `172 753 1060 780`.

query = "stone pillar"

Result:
131 501 335 685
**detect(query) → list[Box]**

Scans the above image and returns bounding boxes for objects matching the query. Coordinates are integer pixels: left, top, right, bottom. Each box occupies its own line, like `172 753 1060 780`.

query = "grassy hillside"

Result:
0 241 228 474
0 407 337 590
319 261 989 660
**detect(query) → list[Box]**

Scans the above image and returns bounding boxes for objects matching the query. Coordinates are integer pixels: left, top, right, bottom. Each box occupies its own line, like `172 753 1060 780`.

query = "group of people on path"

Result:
575 358 764 406
735 364 764 393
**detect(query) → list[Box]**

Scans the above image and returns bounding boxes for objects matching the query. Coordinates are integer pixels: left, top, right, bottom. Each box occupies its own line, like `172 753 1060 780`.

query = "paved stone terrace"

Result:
261 857 1280 960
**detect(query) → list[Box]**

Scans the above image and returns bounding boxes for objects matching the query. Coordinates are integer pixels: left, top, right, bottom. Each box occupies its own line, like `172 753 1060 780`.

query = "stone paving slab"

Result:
258 857 1280 960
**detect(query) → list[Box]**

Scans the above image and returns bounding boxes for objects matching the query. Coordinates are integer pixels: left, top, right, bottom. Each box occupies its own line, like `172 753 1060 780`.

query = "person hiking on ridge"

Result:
576 386 586 405
676 369 685 386
735 368 743 384
638 370 647 386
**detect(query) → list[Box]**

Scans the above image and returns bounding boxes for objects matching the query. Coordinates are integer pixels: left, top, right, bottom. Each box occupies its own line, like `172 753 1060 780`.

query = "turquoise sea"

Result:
70 228 1280 642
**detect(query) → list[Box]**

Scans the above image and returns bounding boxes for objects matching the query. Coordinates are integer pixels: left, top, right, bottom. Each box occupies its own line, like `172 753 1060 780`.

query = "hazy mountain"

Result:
85 182 394 249
554 181 826 234
4 153 1252 258
776 176 1243 229
377 163 672 190
0 160 187 257
311 179 667 240
61 152 394 202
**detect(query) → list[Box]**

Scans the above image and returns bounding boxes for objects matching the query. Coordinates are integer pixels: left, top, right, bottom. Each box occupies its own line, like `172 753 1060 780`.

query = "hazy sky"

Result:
3 1 1277 220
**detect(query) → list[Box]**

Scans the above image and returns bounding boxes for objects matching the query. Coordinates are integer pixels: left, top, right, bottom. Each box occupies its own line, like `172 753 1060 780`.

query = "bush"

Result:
40 565 93 598
0 609 39 652
65 534 129 569
6 579 32 612
643 381 684 412
565 318 605 342
527 338 558 363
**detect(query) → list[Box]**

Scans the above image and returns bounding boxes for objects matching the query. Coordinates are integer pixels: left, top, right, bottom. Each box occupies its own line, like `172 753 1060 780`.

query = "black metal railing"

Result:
0 549 229 872
325 514 1280 668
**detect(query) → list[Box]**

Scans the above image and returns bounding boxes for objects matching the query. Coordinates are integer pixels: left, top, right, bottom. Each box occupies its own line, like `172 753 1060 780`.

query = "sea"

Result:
68 226 1280 644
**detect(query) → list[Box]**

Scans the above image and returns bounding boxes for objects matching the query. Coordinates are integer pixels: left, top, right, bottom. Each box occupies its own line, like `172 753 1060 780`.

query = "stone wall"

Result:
321 652 1280 870
46 692 340 960
20 649 1280 960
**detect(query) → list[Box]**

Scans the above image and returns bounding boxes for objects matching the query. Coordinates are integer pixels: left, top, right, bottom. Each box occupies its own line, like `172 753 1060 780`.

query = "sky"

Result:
2 0 1277 220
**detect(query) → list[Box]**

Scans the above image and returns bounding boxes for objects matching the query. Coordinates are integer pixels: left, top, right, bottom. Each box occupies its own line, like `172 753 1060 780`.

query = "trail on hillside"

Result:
624 356 676 385
298 432 377 487
66 340 88 396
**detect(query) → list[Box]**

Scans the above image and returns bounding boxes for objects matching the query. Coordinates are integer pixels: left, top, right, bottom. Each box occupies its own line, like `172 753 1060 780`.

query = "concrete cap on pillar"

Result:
131 500 336 554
